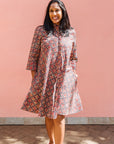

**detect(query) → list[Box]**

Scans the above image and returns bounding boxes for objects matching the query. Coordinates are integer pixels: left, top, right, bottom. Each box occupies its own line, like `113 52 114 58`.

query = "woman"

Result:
21 0 83 144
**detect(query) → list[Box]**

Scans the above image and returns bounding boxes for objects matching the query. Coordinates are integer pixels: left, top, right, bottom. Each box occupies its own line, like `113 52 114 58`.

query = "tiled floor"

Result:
0 125 114 144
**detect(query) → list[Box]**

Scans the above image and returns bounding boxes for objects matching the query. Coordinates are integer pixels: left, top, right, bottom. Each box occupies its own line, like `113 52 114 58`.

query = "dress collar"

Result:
53 23 60 32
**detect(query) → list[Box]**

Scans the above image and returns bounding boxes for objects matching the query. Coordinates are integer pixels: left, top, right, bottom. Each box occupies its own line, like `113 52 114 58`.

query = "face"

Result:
49 2 62 25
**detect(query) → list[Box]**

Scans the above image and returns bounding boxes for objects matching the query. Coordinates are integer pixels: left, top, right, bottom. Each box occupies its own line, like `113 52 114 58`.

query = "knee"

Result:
54 114 65 125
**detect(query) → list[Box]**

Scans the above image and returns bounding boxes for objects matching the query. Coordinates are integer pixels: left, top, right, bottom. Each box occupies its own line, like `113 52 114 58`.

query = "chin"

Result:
53 21 60 24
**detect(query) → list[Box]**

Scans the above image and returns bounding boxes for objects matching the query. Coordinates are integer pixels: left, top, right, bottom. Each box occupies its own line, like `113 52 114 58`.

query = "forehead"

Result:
49 2 61 9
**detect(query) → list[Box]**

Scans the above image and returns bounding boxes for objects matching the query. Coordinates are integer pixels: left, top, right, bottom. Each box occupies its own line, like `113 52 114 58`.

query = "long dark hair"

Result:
43 0 71 35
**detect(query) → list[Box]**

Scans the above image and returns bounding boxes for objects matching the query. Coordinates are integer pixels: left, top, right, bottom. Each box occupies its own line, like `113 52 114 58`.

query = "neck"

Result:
53 23 59 26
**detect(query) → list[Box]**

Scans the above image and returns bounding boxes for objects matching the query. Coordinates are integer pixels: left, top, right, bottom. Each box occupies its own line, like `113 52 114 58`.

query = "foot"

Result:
49 141 55 144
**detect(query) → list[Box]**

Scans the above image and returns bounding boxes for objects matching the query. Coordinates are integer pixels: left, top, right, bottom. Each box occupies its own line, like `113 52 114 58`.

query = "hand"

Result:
31 70 37 79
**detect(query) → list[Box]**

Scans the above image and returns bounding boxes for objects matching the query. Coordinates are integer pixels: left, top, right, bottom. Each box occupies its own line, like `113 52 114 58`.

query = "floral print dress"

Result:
21 23 83 119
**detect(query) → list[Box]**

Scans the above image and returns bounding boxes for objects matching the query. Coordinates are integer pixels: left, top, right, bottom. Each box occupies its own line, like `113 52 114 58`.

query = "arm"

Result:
70 29 78 71
26 26 42 77
70 28 78 62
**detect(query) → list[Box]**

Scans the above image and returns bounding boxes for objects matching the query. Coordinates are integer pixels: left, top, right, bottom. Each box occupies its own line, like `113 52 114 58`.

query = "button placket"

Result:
53 26 62 109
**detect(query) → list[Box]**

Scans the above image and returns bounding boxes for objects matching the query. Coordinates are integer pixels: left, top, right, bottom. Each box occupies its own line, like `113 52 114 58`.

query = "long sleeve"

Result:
70 28 78 62
26 26 42 71
70 28 78 71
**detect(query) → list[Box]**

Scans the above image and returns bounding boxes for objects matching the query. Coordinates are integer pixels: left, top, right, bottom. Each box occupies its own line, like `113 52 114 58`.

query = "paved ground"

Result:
0 125 114 144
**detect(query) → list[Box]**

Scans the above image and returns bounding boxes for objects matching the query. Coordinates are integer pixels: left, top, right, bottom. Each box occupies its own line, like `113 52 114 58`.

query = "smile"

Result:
53 17 58 20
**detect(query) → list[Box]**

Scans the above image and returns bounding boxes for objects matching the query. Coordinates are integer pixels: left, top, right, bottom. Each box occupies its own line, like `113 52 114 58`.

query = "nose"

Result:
53 11 57 15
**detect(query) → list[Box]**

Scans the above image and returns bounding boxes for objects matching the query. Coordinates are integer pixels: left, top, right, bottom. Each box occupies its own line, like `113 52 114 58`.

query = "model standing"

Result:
21 0 83 144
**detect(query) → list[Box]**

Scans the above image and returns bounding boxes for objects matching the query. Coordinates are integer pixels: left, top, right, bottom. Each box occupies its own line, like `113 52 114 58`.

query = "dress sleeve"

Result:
70 28 78 62
70 28 78 71
26 26 42 71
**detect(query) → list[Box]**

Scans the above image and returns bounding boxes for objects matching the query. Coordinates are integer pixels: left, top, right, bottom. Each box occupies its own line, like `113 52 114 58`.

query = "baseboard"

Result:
0 117 114 125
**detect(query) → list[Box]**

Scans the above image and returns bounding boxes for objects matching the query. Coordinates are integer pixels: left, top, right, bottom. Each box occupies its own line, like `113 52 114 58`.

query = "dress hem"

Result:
20 107 83 119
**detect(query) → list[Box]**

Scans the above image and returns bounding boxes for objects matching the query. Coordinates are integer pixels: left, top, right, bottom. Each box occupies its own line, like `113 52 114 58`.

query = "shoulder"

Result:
33 25 46 37
69 27 76 34
68 27 76 39
34 25 44 33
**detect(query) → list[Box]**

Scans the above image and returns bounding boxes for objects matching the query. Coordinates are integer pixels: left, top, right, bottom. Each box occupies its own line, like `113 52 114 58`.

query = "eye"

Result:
49 9 53 12
56 9 59 12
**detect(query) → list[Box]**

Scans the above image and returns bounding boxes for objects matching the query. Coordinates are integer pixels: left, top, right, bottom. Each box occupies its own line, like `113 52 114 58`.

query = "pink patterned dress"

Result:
21 23 83 119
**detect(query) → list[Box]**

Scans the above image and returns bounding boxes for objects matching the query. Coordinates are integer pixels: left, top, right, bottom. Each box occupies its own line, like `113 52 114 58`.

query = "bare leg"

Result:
45 117 55 144
53 114 65 144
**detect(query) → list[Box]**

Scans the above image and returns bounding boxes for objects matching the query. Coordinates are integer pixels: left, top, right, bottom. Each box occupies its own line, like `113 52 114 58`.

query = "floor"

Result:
0 124 114 144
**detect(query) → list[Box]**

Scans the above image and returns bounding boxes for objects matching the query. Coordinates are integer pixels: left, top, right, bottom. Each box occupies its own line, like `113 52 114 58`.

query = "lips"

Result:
53 17 58 20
